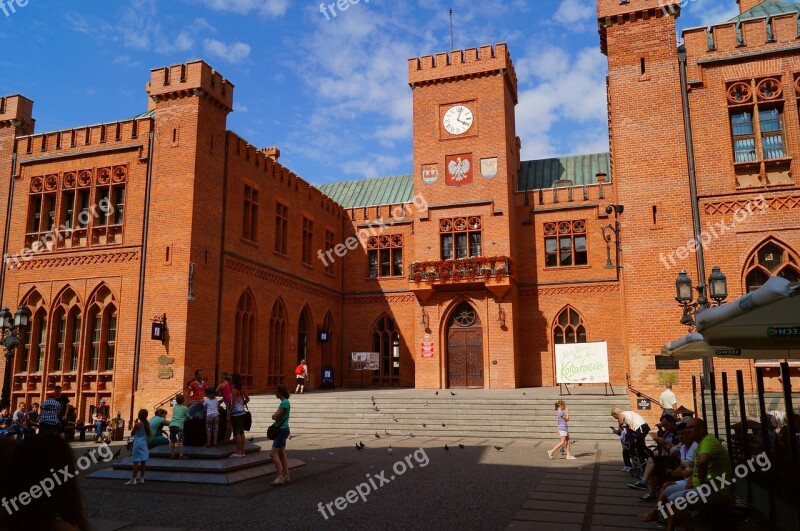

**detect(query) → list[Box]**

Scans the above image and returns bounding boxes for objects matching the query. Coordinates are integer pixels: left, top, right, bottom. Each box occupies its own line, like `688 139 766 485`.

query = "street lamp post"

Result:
0 305 31 411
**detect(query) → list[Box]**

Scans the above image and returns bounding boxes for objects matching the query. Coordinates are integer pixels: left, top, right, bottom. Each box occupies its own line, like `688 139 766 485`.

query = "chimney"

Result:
737 0 763 14
261 147 280 161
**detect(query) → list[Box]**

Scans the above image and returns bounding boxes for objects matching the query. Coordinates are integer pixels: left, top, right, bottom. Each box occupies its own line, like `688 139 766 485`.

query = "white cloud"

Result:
198 0 289 17
553 0 595 31
515 45 608 159
203 39 252 63
234 102 249 113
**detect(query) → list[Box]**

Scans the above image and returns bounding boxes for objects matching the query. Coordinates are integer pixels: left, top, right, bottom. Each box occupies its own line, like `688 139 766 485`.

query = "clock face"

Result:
442 105 474 135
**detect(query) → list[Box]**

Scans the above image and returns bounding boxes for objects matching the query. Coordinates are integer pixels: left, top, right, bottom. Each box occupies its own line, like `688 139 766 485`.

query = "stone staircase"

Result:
245 388 630 441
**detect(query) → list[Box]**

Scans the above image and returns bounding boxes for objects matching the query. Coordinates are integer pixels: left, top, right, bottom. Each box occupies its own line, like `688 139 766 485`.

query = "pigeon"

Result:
458 444 465 449
422 423 427 428
435 391 438 396
359 441 366 449
392 416 399 423
444 444 449 451
374 406 380 412
424 401 430 407
371 396 374 401
113 448 122 458
450 391 457 396
356 443 362 451
523 392 527 396
409 433 416 438
493 446 503 451
375 432 381 439
384 429 389 435
441 423 446 427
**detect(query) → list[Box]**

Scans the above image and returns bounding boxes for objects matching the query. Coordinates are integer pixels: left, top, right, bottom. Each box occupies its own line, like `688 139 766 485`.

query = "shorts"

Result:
230 414 245 436
272 427 290 449
169 426 184 443
296 376 305 385
558 430 568 437
39 423 60 436
666 485 732 509
206 414 219 433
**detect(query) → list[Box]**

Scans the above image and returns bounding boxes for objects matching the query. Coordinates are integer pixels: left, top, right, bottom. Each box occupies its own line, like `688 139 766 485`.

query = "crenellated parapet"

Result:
683 11 800 69
0 95 35 135
146 60 234 113
225 131 344 217
408 43 518 103
597 0 681 55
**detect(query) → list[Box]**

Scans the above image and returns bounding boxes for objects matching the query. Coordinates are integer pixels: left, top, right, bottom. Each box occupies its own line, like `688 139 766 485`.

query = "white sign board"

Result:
554 341 609 384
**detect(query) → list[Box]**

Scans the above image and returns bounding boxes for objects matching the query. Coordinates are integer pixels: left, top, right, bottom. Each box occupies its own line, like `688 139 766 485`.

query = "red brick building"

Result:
0 0 797 421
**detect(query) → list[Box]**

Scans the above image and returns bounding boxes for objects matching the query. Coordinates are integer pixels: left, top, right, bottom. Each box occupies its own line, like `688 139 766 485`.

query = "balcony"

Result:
409 256 512 300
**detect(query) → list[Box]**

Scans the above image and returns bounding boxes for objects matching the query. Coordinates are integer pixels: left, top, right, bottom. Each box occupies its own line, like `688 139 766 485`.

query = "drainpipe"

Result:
678 48 714 387
131 126 155 422
213 134 229 384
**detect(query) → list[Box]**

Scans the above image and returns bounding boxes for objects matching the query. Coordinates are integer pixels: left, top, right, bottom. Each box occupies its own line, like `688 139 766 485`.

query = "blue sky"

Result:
0 0 740 185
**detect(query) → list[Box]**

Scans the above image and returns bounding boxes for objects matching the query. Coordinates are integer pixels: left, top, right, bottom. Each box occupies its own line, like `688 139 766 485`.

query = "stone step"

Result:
88 458 305 485
112 452 271 472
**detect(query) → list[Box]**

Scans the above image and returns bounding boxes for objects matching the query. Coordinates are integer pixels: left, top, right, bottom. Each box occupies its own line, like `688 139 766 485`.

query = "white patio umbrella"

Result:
661 331 800 361
695 276 800 350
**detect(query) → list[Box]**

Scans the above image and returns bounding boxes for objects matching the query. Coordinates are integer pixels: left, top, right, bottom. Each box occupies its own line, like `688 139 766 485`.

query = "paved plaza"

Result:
72 432 773 530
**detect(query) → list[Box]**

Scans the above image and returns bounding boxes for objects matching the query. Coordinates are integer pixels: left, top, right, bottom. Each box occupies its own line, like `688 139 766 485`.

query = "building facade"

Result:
0 0 797 422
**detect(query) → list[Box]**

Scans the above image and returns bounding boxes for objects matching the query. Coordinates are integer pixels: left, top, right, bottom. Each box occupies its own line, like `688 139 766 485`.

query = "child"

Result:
548 400 575 460
203 387 221 448
126 409 151 485
169 394 189 460
294 359 308 394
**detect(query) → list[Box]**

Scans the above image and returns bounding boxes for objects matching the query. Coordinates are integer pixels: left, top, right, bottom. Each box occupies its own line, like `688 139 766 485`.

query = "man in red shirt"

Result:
187 370 207 406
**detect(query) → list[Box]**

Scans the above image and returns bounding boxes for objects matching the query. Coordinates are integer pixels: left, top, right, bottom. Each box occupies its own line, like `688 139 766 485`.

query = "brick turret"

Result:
0 95 34 135
737 0 764 13
146 61 234 113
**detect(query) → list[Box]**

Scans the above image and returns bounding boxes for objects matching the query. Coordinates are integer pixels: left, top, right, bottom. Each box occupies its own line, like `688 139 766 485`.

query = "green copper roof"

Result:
316 174 414 208
517 152 610 191
729 1 800 21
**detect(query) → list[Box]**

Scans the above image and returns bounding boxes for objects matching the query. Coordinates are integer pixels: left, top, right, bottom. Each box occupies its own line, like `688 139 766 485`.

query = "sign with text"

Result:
554 341 610 385
654 356 680 370
350 352 379 371
421 341 434 358
637 398 652 410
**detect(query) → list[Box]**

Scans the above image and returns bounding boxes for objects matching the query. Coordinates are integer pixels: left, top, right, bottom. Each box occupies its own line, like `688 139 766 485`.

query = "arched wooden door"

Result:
447 302 483 388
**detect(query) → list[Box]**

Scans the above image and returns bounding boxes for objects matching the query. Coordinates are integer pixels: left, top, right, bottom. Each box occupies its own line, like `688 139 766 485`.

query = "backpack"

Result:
295 364 304 376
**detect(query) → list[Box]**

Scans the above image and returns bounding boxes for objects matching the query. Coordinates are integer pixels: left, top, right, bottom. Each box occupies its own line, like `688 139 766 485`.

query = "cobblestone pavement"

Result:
75 436 773 531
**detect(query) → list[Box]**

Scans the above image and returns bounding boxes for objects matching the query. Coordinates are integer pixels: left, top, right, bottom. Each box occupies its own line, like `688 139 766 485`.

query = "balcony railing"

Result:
409 256 512 284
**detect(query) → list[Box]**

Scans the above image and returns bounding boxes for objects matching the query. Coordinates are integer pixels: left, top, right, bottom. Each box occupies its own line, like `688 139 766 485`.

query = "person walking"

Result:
294 359 308 394
229 373 250 458
660 382 677 417
270 385 291 485
126 409 151 485
547 400 575 460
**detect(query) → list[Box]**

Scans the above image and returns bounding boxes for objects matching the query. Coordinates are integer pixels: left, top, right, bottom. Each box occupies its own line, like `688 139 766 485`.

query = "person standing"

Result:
53 386 70 438
270 385 291 485
217 372 233 442
203 387 220 448
126 409 151 485
660 382 677 417
168 395 189 460
187 370 207 406
294 359 308 394
547 400 575 460
38 393 62 436
229 373 250 458
94 398 109 442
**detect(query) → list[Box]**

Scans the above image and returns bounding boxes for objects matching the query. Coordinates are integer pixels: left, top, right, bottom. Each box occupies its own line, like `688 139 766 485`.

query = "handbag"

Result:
267 423 279 440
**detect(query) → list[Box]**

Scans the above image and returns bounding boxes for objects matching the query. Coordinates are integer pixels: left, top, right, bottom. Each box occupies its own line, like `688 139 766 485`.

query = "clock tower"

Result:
407 44 521 388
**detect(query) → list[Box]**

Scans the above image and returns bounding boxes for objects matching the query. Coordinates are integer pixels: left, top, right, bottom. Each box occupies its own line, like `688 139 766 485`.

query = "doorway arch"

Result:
446 301 484 388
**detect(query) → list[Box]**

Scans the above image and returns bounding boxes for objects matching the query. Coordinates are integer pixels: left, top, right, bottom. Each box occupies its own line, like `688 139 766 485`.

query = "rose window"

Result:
756 78 782 100
727 82 752 104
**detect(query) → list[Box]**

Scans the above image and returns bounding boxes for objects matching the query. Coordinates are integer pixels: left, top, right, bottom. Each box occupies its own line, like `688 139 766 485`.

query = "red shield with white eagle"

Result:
445 153 473 186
